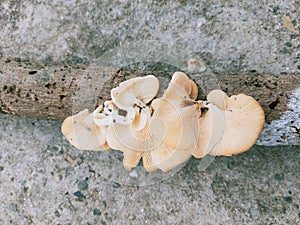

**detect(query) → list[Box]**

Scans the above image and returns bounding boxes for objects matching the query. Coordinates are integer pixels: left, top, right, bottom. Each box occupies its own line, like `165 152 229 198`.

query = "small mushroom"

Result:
206 89 265 156
130 107 151 131
93 100 136 126
111 75 159 110
61 109 109 151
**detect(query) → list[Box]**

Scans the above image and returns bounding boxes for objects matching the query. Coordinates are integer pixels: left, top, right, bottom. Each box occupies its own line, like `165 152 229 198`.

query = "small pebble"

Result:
283 196 293 203
54 210 60 217
100 200 107 209
74 191 86 199
8 203 17 212
0 166 4 172
111 181 121 188
50 146 59 152
64 154 76 166
283 16 296 32
273 173 284 181
18 180 26 185
187 58 206 73
93 208 101 216
129 170 138 178
78 180 89 190
129 215 136 220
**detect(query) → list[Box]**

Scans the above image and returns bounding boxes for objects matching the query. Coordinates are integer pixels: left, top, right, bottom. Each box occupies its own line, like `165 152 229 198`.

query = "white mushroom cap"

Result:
111 75 159 110
61 109 109 151
165 71 198 100
207 89 265 156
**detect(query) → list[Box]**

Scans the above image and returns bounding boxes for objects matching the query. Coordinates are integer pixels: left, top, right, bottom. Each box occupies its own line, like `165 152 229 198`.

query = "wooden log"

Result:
0 57 299 122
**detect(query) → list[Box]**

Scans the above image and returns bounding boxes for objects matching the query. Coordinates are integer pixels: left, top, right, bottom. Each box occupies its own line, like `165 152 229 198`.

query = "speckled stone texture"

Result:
0 0 299 73
0 113 299 224
0 0 299 224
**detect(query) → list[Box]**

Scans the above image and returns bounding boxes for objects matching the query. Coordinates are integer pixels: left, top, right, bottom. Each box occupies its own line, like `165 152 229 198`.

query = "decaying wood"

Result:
0 57 299 122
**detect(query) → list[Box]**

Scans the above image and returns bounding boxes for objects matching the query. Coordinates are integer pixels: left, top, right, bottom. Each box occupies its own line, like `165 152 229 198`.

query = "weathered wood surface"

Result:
0 57 299 122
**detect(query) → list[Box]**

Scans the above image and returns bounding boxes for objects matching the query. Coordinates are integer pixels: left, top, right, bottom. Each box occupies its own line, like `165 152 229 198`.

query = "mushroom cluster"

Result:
62 72 265 172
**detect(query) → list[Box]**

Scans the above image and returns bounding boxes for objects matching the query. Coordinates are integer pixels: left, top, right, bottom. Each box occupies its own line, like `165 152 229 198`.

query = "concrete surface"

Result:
0 113 300 225
0 0 299 73
0 0 299 224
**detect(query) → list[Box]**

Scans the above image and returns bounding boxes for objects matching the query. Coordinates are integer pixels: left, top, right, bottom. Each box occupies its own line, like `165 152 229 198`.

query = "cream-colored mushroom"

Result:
107 72 202 172
62 72 265 172
107 117 191 172
151 72 200 152
106 106 160 172
93 100 137 127
149 144 191 172
206 89 265 156
111 75 159 110
192 102 225 158
61 109 109 151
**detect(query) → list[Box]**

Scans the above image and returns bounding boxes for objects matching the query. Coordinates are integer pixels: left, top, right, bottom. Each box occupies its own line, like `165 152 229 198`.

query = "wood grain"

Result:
0 57 299 122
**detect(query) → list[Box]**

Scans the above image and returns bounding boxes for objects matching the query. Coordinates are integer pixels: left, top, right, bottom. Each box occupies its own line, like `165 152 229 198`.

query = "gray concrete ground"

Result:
0 114 299 224
0 0 299 224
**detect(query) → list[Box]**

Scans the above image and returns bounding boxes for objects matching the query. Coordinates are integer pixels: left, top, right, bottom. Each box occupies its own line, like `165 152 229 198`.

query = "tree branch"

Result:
0 57 299 122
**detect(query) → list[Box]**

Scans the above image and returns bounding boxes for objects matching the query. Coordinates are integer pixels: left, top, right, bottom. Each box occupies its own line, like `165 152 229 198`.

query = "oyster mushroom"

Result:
111 75 159 110
192 102 225 158
109 75 160 130
61 109 109 151
206 89 265 156
62 72 264 172
106 106 161 172
149 72 202 170
151 72 200 151
107 72 201 172
107 116 192 172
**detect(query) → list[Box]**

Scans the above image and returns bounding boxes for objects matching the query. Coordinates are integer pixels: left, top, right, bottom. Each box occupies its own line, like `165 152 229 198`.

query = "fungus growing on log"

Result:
61 72 265 172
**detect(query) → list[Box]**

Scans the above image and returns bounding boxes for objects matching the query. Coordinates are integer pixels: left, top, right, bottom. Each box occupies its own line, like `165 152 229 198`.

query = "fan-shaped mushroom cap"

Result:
207 89 265 156
106 107 160 152
192 102 225 158
61 109 109 151
106 103 192 172
165 72 198 100
151 72 200 151
106 110 159 172
149 145 191 172
111 75 159 110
